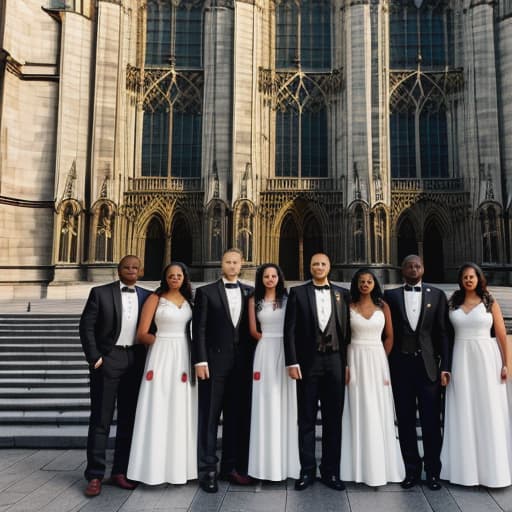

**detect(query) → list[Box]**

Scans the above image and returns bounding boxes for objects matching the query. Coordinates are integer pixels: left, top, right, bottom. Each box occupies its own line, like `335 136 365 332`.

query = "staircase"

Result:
0 314 92 448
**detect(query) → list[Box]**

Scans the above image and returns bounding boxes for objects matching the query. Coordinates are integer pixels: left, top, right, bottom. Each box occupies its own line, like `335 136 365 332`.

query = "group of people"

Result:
79 249 512 498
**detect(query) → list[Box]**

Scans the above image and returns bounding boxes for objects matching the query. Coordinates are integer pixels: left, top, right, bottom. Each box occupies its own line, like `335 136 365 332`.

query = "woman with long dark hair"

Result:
247 263 300 481
127 262 197 485
440 262 511 487
340 268 404 486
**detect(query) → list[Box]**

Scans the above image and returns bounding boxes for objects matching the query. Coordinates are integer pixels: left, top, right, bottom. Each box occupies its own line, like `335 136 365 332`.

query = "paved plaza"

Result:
1 448 512 512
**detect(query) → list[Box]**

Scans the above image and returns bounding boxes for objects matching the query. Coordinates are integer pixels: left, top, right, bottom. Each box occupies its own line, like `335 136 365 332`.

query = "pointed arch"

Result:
396 213 418 265
279 211 300 280
205 200 228 262
478 202 502 264
370 204 388 264
349 201 369 263
143 215 166 280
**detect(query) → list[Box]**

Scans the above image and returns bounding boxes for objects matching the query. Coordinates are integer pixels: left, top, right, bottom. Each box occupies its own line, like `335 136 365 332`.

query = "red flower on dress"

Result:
146 370 154 381
253 371 261 381
181 372 188 382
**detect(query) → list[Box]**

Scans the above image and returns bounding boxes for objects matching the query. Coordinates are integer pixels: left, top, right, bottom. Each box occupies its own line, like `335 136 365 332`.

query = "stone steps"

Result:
0 314 91 447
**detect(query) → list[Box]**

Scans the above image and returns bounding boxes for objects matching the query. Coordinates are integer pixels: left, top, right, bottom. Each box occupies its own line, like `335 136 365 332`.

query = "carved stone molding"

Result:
259 68 343 112
389 68 464 113
126 65 204 113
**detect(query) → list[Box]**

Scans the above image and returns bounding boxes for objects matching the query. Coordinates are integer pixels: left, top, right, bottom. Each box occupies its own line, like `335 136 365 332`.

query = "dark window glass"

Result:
276 2 299 68
420 108 448 177
390 112 416 178
146 2 202 67
146 2 171 65
276 110 299 177
301 110 328 177
142 111 170 177
301 0 331 70
171 111 202 177
175 6 202 67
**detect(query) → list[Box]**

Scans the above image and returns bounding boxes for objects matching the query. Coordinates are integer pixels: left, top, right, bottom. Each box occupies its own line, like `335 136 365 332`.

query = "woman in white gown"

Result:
440 262 511 487
127 262 197 485
248 263 300 481
340 269 405 486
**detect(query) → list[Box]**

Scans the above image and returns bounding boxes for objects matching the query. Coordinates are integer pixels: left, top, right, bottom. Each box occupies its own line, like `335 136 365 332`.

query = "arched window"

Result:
145 0 202 68
389 0 454 70
142 1 203 178
275 0 331 70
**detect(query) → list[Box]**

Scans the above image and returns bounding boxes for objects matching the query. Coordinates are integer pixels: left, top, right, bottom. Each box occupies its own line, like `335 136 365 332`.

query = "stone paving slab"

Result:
0 450 511 512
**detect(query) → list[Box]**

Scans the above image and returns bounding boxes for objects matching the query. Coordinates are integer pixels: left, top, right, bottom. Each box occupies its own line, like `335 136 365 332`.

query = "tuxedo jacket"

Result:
384 284 451 381
79 281 151 366
284 281 351 376
192 279 253 377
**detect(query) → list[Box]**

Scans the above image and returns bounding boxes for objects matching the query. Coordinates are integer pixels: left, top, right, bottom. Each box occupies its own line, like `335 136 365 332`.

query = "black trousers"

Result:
85 345 146 481
296 351 345 478
197 354 252 477
390 351 443 478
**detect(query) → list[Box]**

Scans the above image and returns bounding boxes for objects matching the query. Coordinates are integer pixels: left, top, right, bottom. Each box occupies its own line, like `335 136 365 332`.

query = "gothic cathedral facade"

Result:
1 0 511 291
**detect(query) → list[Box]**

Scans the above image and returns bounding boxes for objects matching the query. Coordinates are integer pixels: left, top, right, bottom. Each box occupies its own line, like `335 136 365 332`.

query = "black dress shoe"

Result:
199 472 218 493
294 473 315 491
425 475 442 491
320 475 346 491
401 475 419 489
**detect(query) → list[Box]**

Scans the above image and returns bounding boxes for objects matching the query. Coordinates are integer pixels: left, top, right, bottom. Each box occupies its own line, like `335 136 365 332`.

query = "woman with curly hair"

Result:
127 262 197 485
340 268 404 486
440 262 511 487
247 263 300 481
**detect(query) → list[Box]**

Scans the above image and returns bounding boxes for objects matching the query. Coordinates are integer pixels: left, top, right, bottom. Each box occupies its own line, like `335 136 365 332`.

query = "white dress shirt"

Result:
404 282 422 331
315 287 332 332
223 278 242 326
116 281 138 346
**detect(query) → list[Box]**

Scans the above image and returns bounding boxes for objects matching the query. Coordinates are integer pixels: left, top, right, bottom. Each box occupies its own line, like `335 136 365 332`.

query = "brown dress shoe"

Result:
222 470 252 485
84 478 102 497
110 474 138 490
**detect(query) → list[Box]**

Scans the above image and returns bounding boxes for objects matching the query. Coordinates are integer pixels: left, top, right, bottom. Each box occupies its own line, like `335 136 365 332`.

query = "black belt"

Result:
317 346 339 354
401 349 422 357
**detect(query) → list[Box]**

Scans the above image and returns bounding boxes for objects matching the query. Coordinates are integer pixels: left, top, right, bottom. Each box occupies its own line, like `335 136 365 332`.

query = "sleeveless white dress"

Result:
441 303 512 487
127 298 197 485
340 309 405 486
248 300 300 481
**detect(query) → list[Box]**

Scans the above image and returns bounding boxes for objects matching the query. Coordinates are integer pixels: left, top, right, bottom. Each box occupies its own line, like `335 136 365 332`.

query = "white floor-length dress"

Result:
248 300 300 481
127 298 197 485
441 303 512 487
340 309 405 486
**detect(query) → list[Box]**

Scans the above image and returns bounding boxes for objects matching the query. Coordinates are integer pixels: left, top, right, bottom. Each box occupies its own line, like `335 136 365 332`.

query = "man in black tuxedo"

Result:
79 255 151 497
192 248 254 493
284 253 350 491
384 254 451 491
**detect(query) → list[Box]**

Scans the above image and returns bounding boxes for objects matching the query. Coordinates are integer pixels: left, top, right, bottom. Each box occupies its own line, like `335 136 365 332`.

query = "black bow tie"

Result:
313 284 330 291
121 286 136 293
224 283 239 289
404 285 421 292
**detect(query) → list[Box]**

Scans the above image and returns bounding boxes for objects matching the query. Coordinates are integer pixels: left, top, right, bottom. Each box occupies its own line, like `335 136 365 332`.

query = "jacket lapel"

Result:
306 282 320 330
112 281 123 334
216 280 232 321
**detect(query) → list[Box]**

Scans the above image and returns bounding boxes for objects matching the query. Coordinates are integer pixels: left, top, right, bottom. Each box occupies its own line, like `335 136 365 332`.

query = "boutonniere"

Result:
242 287 249 297
335 292 341 302
426 288 431 292
426 303 432 308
